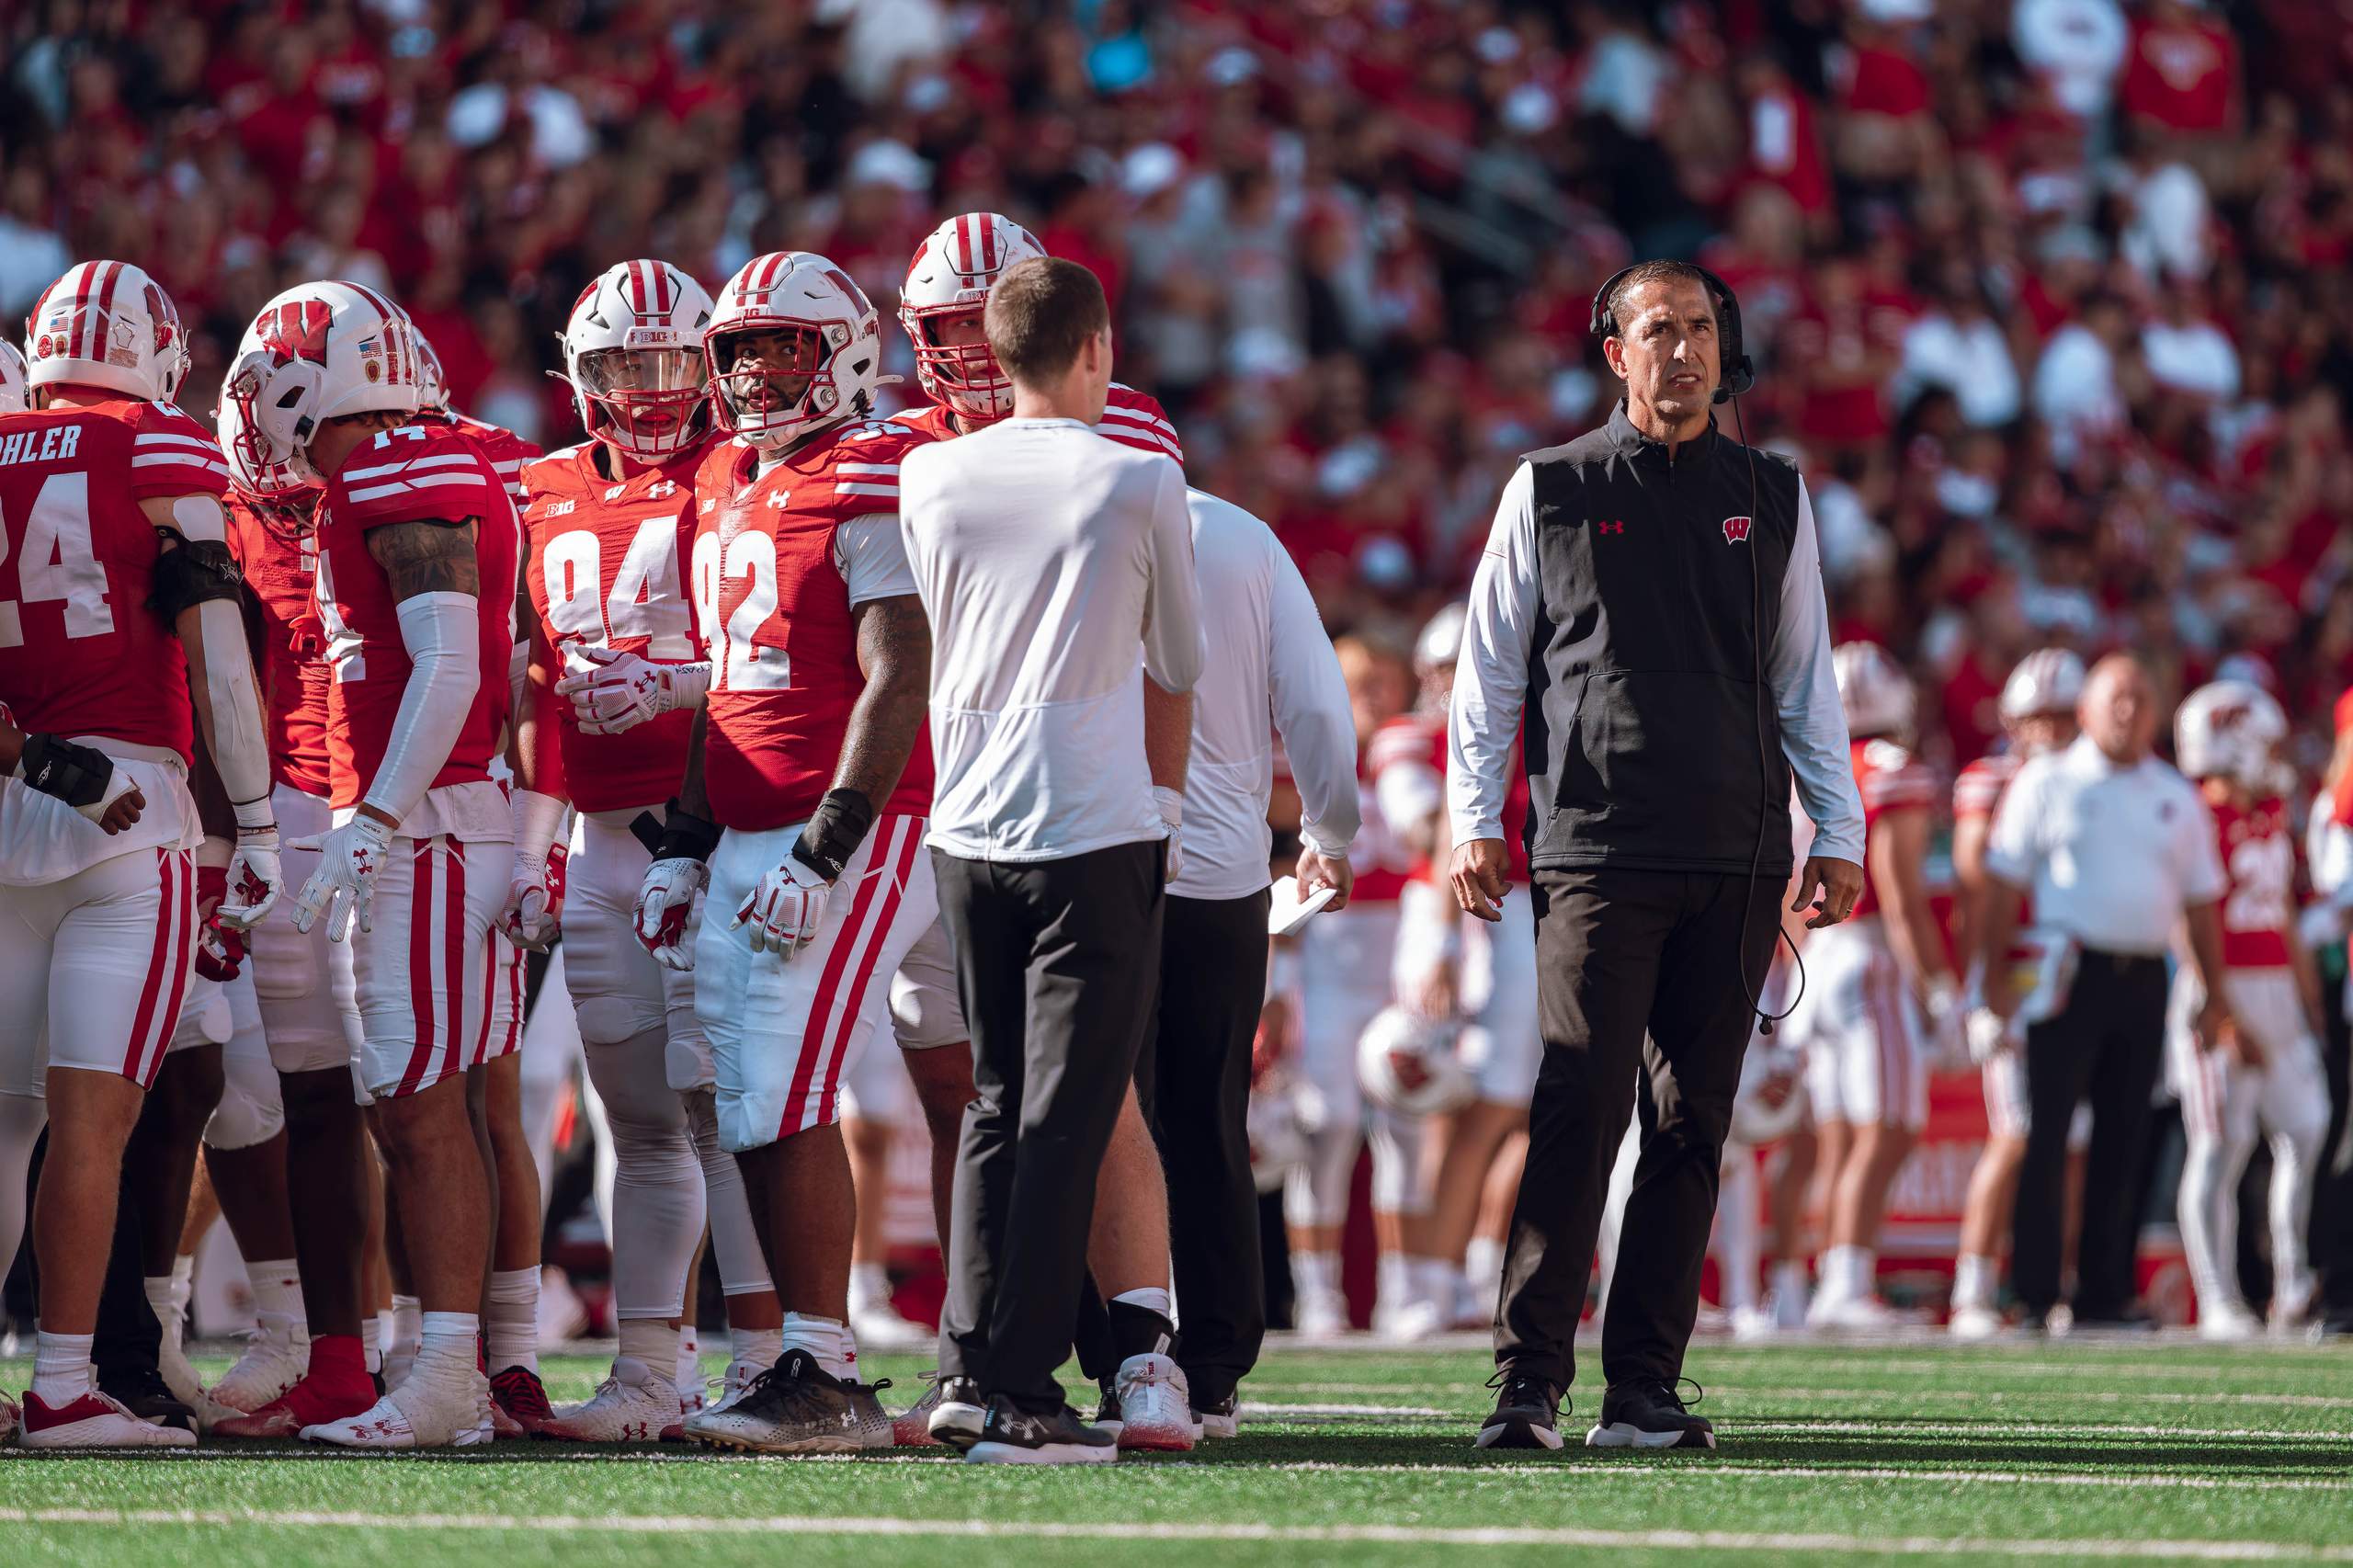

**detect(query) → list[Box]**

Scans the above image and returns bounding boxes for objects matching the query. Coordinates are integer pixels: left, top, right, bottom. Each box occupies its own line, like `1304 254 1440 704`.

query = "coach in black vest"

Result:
1448 261 1865 1451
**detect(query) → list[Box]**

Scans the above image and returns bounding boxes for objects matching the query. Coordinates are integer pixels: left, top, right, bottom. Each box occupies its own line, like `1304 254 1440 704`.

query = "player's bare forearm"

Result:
1976 876 2025 1000
515 612 565 801
2183 901 2231 996
676 709 712 821
366 517 482 602
1143 676 1192 793
837 594 932 807
1876 807 1953 987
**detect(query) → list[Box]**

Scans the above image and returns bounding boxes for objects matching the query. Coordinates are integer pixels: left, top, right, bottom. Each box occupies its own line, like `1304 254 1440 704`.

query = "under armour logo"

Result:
648 481 678 500
1722 515 1753 544
1595 519 1625 534
767 491 790 508
700 499 716 514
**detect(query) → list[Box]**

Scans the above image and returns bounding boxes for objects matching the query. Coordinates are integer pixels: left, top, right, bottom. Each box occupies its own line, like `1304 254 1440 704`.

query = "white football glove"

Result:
498 789 571 951
1921 976 1969 1072
216 827 284 931
635 856 710 971
732 850 831 957
554 645 711 736
1964 1005 2012 1065
1154 785 1184 884
286 813 395 942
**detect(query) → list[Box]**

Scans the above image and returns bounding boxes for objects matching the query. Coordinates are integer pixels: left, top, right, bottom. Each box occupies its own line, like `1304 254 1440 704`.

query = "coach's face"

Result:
2081 656 2156 764
1605 278 1719 429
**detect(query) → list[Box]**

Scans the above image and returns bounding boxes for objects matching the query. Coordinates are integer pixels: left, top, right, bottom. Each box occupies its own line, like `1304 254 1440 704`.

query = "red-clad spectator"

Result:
2120 0 2239 136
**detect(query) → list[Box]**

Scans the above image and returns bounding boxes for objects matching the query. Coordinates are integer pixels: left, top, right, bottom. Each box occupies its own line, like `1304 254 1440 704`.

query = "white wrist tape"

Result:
510 787 569 869
667 660 711 712
362 591 481 828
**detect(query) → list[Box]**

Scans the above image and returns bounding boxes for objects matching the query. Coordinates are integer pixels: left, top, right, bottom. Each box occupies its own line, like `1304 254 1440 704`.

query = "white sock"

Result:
1770 1258 1809 1297
168 1253 194 1318
375 1308 397 1358
1294 1250 1339 1301
1825 1244 1875 1301
1464 1235 1502 1286
779 1311 854 1381
1410 1256 1450 1307
1376 1252 1414 1309
617 1316 680 1376
677 1324 702 1390
487 1268 540 1374
729 1323 780 1370
1953 1253 1997 1311
142 1277 182 1345
417 1311 480 1394
391 1295 423 1360
31 1329 95 1405
246 1258 305 1328
1110 1286 1173 1322
848 1261 892 1315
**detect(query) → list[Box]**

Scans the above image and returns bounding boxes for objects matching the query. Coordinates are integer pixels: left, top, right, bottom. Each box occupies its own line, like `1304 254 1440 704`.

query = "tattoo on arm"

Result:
366 518 481 602
837 594 931 806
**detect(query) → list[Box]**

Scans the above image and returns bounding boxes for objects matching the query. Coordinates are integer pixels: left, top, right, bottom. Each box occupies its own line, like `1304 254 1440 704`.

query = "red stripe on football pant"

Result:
122 848 181 1079
148 850 198 1087
814 819 923 1127
438 840 467 1085
779 818 903 1138
398 841 438 1096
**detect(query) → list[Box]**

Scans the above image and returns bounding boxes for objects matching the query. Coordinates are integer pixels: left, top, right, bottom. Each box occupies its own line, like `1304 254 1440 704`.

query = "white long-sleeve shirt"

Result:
1447 460 1865 867
1168 488 1359 901
899 417 1204 863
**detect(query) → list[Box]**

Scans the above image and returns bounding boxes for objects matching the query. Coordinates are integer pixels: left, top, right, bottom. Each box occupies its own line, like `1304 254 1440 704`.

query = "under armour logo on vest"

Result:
1594 519 1624 534
1722 515 1753 544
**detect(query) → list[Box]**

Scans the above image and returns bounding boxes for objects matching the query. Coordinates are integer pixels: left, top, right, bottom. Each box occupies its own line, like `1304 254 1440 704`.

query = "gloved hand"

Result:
287 813 395 942
16 732 145 832
1155 785 1184 884
635 856 710 971
732 849 831 957
1964 1005 2011 1065
1921 976 1968 1071
217 824 284 931
555 646 710 736
501 840 569 951
194 862 247 982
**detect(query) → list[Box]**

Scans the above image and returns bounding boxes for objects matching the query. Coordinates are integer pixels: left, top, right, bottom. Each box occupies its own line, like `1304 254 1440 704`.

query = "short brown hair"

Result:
984 256 1108 385
1603 259 1717 339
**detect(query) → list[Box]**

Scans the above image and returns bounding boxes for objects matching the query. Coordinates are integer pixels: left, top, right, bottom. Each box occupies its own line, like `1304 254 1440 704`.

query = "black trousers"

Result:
933 841 1164 1412
1497 867 1781 1393
2013 949 2168 1320
1138 888 1271 1407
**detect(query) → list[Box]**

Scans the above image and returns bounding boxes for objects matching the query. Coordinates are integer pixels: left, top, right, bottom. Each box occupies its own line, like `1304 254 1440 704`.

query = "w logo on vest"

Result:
1722 515 1753 544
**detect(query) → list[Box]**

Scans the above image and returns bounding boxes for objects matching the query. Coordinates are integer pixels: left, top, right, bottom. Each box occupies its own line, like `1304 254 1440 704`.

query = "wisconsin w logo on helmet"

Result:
253 300 334 368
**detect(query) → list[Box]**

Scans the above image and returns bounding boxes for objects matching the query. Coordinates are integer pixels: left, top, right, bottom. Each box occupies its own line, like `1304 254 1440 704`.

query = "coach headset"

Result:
1589 265 1803 1033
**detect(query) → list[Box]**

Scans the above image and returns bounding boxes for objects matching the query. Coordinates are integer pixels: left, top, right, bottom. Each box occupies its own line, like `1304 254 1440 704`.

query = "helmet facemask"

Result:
903 301 1012 422
710 322 847 449
574 345 710 460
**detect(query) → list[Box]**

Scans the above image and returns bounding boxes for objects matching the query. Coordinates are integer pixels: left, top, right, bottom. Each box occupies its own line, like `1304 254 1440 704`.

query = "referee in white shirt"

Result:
1977 653 2235 1331
1141 485 1359 1427
898 257 1204 1463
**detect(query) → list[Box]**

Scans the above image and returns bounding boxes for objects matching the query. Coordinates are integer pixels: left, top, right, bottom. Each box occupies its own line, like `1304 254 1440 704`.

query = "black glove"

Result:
17 733 128 823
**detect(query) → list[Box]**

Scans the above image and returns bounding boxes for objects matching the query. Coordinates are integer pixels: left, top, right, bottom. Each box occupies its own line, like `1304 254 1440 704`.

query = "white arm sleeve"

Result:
1448 462 1538 846
362 591 483 827
1982 757 2045 888
1768 480 1866 865
1265 536 1359 856
1142 461 1206 693
192 597 274 814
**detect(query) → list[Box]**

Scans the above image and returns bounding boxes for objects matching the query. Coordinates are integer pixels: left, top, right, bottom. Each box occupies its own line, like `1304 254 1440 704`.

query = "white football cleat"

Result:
1110 1353 1195 1452
892 1373 945 1447
849 1300 934 1352
1375 1295 1448 1344
210 1311 311 1414
2199 1301 2263 1342
1948 1303 2004 1340
1729 1304 1779 1341
1293 1290 1351 1337
1808 1292 1899 1330
301 1372 486 1449
0 1390 17 1444
17 1389 197 1449
2269 1276 2316 1335
538 1357 682 1443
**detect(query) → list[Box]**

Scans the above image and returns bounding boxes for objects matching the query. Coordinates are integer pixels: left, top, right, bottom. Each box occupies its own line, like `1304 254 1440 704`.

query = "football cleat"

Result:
1194 1392 1239 1440
1809 1292 1900 1331
210 1311 311 1414
211 1369 381 1439
491 1366 558 1436
1089 1377 1122 1439
849 1299 934 1352
0 1390 17 1444
1586 1379 1715 1450
301 1373 487 1449
966 1397 1118 1465
537 1358 681 1443
681 1349 892 1455
148 1295 210 1415
18 1389 197 1449
1476 1372 1563 1451
926 1374 986 1449
892 1372 946 1447
1293 1290 1350 1337
1947 1304 2005 1341
2199 1302 2263 1342
99 1367 197 1433
1110 1353 1195 1452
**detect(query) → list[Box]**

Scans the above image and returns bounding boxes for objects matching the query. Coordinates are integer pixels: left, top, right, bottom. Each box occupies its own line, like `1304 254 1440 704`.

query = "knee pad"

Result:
574 994 662 1052
204 1061 285 1150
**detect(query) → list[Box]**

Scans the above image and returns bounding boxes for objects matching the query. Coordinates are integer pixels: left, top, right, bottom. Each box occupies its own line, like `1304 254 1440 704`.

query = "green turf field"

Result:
3 1337 2349 1565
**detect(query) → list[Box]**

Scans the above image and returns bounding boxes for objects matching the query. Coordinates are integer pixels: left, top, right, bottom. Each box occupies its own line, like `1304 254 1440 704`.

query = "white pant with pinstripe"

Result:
350 831 520 1100
0 842 197 1095
1789 915 1927 1131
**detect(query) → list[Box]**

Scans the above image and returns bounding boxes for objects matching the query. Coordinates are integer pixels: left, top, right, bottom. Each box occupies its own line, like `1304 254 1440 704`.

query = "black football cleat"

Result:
1475 1371 1563 1450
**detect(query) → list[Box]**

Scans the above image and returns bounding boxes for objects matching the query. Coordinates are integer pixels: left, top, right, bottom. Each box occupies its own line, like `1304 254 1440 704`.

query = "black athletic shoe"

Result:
926 1375 986 1449
1475 1370 1563 1450
1194 1391 1239 1439
1089 1377 1123 1438
1586 1379 1714 1450
966 1397 1118 1465
100 1368 195 1433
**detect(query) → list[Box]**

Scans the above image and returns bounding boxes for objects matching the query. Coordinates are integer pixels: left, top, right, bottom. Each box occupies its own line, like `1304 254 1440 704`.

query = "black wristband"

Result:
652 802 723 864
792 788 875 882
18 733 112 810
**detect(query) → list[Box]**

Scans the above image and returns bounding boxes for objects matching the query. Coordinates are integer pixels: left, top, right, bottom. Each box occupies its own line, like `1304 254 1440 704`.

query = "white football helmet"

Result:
2175 679 2287 793
1246 1075 1313 1196
708 251 885 450
1357 1005 1476 1118
1833 641 1915 739
560 259 714 460
220 280 426 485
214 380 323 540
1999 647 2086 722
1415 601 1467 676
412 329 451 416
24 260 191 404
899 212 1048 422
0 341 25 413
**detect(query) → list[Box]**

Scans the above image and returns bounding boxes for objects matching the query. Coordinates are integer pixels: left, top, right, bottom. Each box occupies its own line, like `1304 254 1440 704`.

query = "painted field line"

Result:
1239 1461 2353 1493
3 1506 2347 1560
1703 1387 2353 1411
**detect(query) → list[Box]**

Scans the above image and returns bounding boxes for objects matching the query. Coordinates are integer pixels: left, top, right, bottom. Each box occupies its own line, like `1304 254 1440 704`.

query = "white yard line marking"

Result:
1702 1388 2353 1411
2 1506 2347 1559
1241 1462 2353 1492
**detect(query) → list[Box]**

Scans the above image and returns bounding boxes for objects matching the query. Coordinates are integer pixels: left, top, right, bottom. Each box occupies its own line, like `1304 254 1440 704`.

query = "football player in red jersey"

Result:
2169 682 2329 1337
1947 649 2083 1337
2 261 281 1449
1786 642 1959 1328
885 214 1200 1445
222 279 519 1449
511 260 783 1440
631 252 933 1452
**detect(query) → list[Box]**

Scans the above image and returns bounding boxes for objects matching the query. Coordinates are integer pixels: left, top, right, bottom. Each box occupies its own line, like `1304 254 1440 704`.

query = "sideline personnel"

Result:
1449 259 1864 1452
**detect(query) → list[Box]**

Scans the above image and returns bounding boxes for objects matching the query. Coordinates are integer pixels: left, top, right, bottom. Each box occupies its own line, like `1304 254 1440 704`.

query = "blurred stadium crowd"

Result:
10 0 2352 784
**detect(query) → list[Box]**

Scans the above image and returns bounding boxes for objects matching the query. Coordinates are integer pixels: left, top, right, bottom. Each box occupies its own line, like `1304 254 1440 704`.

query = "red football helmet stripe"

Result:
63 262 96 361
91 261 126 365
341 282 404 386
652 263 671 316
978 215 996 273
955 214 973 275
627 260 649 318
